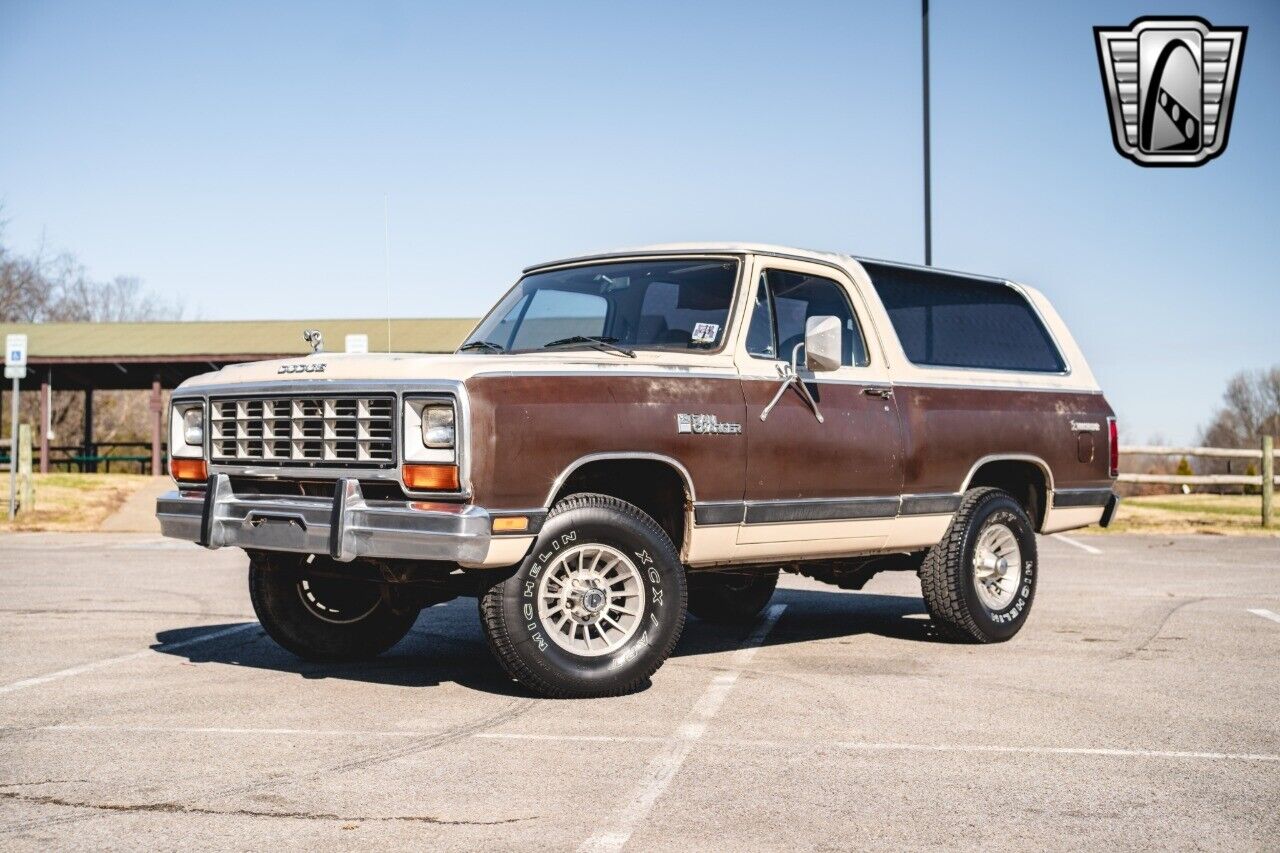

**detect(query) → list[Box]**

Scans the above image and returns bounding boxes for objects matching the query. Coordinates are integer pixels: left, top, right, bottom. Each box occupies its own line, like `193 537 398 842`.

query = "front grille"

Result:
210 395 395 467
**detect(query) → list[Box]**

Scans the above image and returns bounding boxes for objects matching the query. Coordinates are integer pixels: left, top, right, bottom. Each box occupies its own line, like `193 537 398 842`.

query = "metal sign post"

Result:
6 333 28 520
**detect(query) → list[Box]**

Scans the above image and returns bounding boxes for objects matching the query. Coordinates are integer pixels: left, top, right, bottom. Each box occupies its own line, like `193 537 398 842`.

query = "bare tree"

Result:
1199 367 1280 449
2 220 185 461
1195 366 1280 491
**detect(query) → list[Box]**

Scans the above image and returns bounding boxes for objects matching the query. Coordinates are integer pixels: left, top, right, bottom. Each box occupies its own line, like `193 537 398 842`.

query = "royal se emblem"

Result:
676 413 742 435
1094 17 1246 167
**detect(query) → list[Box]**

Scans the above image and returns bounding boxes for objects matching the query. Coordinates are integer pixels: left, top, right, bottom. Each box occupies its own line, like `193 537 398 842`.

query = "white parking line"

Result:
578 603 787 853
19 724 1277 765
832 741 1280 763
41 724 448 738
0 623 257 695
1051 533 1102 554
1248 608 1280 625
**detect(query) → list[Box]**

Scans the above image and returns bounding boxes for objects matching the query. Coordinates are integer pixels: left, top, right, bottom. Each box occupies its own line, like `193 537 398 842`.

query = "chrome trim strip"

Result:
850 254 1009 284
960 454 1057 494
1051 487 1114 508
523 250 749 275
472 369 740 382
889 380 1102 395
899 493 961 515
693 501 745 526
743 496 899 524
693 492 964 526
544 452 698 506
172 379 473 500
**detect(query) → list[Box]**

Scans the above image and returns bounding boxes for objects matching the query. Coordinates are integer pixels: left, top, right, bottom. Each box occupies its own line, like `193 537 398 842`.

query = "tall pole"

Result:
922 0 932 266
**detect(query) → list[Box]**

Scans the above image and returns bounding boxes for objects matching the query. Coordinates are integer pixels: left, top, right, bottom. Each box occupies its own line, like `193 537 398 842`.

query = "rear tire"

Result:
479 493 687 698
248 553 418 662
687 569 778 624
919 487 1038 643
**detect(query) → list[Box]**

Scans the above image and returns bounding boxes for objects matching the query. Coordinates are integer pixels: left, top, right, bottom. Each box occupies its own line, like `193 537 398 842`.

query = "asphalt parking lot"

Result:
1 532 1277 851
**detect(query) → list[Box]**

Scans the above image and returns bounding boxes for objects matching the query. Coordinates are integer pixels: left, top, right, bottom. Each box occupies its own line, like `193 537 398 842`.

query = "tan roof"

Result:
0 318 478 360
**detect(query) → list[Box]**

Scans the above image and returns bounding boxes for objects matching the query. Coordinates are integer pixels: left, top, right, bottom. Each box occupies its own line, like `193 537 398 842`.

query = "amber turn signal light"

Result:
170 458 208 482
402 463 460 491
492 516 529 533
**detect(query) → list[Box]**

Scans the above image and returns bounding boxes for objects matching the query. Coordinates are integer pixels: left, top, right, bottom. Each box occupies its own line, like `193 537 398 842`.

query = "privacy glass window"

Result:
462 259 739 353
861 262 1066 373
746 269 869 367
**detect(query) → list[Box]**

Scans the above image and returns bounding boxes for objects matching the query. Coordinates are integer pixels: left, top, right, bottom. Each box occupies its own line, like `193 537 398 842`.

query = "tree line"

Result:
2 222 182 457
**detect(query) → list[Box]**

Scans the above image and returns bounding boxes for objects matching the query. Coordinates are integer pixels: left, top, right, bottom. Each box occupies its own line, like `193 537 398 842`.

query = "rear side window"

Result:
861 262 1066 373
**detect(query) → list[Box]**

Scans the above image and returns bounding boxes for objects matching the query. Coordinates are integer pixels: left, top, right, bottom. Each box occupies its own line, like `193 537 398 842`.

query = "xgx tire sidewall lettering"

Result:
964 501 1037 641
487 496 685 696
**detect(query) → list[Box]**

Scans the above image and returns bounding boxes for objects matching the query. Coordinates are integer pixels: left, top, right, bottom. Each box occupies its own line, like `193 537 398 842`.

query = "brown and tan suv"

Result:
157 243 1118 697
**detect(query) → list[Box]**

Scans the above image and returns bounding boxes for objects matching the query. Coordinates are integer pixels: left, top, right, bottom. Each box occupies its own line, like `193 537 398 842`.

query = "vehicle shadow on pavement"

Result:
152 588 937 696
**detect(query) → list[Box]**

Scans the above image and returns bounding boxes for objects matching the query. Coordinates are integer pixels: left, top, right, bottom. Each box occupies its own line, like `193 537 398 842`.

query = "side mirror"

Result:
803 315 842 372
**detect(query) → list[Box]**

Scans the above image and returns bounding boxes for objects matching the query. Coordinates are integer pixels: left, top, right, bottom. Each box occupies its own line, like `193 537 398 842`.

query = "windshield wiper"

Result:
541 335 636 358
459 340 505 353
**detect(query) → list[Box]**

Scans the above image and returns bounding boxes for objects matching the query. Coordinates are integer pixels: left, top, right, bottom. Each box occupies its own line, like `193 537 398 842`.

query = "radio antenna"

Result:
383 194 392 353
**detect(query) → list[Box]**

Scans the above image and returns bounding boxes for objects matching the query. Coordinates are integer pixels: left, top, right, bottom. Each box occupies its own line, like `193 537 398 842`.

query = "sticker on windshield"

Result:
691 323 720 346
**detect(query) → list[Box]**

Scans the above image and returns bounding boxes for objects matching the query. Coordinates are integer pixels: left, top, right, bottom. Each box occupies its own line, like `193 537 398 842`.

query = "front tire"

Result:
248 553 419 662
919 487 1038 643
479 493 687 698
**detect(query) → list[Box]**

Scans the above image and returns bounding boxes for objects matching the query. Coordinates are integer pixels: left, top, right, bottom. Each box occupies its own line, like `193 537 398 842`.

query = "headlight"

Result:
422 405 455 449
183 408 204 446
169 402 205 459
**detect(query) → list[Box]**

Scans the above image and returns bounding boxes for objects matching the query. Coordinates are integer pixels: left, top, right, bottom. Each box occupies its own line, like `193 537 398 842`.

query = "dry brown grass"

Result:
1084 493 1278 537
0 473 153 532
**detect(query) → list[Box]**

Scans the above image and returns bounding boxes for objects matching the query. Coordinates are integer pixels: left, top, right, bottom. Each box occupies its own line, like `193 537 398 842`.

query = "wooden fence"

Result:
1119 437 1276 527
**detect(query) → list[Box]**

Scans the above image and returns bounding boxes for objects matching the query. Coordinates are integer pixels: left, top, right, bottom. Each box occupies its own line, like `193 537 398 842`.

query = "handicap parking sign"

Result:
5 333 27 379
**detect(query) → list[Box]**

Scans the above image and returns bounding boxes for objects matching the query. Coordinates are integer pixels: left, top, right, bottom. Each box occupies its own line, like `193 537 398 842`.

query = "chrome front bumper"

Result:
157 474 521 567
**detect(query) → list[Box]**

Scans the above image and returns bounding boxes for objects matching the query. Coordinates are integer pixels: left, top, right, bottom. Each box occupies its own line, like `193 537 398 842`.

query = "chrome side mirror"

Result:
763 315 842 424
803 315 841 372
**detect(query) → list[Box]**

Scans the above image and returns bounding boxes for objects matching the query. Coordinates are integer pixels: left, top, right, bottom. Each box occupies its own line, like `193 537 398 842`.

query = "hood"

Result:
175 350 735 391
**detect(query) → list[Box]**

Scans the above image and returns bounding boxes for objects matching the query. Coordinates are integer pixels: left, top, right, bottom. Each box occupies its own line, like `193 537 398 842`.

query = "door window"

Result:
746 269 869 367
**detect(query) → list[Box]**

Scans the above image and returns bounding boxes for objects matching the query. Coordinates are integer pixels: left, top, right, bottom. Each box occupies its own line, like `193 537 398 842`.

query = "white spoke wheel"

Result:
971 523 1022 610
536 544 646 657
479 493 687 699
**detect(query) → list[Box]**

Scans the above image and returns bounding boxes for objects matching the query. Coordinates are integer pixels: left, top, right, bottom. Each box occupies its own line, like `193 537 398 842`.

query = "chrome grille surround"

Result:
209 394 395 467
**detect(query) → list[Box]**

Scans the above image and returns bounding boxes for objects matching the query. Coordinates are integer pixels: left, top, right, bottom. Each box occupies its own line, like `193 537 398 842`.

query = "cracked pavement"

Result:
0 532 1277 850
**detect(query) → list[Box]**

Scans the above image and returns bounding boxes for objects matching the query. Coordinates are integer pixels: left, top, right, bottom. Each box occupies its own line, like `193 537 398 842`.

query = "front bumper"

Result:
157 474 524 567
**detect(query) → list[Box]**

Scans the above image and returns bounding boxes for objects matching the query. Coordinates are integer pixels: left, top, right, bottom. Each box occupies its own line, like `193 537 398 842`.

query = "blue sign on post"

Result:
5 333 27 379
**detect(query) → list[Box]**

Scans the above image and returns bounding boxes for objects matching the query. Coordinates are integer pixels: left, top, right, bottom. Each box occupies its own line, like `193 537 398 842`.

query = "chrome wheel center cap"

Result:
972 523 1023 611
581 588 607 614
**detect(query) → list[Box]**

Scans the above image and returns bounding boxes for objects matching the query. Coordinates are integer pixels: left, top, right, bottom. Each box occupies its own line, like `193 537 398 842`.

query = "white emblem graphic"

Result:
676 413 741 435
1094 17 1246 167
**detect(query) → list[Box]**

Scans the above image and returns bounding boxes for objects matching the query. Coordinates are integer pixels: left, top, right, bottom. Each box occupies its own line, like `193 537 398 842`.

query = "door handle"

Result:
863 387 893 399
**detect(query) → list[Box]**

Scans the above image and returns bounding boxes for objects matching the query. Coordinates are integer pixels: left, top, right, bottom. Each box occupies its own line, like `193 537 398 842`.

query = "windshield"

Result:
461 259 740 354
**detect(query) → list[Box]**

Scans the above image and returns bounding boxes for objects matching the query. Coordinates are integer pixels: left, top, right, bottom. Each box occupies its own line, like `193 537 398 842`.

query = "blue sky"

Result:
1 0 1276 443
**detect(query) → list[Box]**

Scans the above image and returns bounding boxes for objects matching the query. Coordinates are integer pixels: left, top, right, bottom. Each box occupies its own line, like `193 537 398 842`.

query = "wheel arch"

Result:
960 454 1054 531
545 452 695 554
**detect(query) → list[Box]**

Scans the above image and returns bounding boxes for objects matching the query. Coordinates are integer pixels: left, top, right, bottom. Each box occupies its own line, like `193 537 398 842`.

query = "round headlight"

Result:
422 405 455 449
182 407 204 446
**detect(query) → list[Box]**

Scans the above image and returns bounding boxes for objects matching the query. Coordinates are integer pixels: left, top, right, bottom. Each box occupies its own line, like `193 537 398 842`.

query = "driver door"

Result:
733 257 904 551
